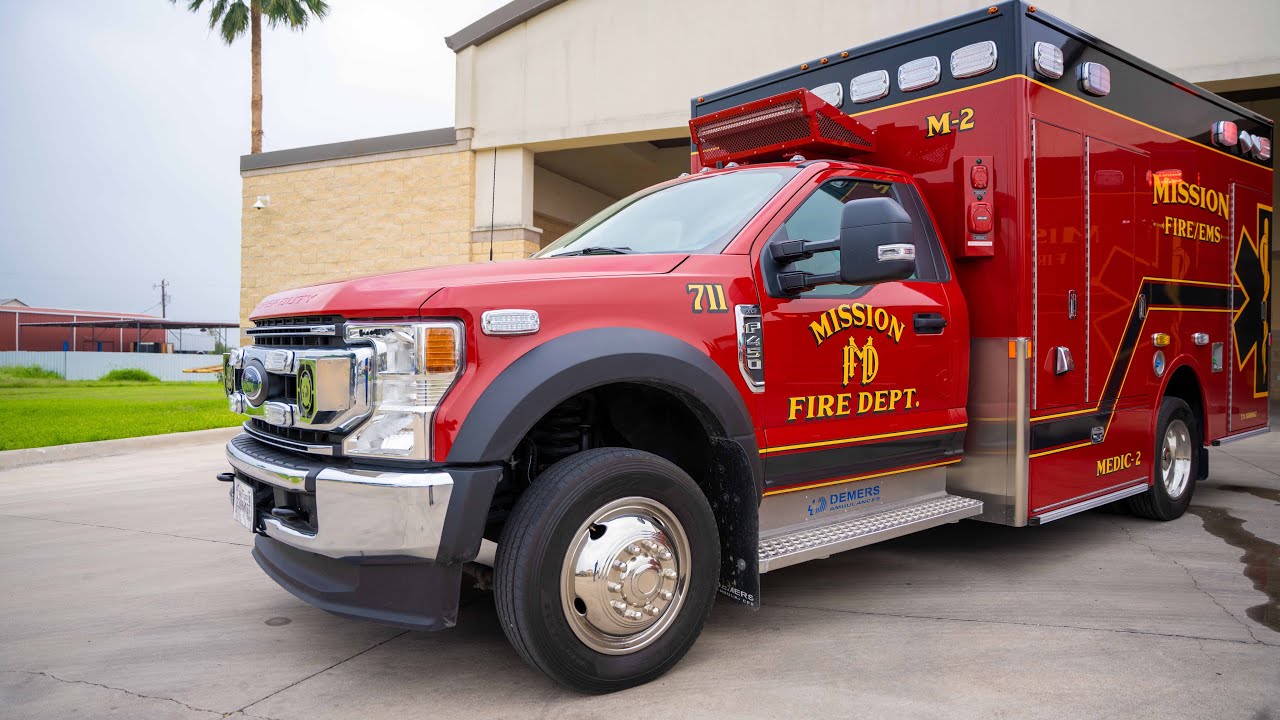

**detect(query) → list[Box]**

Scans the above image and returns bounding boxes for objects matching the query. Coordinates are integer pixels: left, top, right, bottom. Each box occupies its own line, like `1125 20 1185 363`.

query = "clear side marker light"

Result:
810 81 844 108
898 56 941 92
850 70 890 103
1079 62 1111 96
951 41 998 79
1033 42 1063 79
481 309 540 336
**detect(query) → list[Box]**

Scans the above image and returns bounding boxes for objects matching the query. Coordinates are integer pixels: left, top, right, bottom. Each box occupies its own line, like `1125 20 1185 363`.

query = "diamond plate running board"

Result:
758 494 983 573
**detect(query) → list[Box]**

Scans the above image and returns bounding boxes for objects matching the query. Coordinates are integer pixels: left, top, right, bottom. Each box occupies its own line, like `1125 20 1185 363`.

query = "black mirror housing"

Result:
837 197 916 285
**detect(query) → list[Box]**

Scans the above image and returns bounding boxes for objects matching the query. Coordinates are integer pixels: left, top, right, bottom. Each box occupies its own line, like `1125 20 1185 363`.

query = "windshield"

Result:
536 167 798 257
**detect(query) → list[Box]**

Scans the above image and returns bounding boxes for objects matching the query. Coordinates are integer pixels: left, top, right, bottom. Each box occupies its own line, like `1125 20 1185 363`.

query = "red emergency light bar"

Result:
689 88 875 167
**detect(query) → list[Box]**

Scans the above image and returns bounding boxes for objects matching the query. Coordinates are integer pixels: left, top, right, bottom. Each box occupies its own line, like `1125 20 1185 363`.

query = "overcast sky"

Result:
0 0 506 321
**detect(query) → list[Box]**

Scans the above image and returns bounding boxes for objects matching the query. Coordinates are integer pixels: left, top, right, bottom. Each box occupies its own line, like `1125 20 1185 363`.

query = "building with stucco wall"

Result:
240 0 1279 378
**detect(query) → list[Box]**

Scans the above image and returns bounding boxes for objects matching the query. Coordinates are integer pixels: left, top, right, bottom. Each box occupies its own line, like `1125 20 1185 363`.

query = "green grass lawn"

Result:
0 372 241 451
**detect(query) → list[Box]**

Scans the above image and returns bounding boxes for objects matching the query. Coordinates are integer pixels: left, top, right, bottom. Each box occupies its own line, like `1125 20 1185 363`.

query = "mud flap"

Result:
710 436 761 608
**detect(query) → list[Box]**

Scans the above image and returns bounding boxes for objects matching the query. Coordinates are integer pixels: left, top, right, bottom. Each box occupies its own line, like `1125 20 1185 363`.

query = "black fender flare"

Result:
446 327 764 606
446 327 761 493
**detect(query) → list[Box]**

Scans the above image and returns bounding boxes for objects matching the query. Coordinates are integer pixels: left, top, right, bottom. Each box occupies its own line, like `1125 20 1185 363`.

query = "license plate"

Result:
233 479 255 530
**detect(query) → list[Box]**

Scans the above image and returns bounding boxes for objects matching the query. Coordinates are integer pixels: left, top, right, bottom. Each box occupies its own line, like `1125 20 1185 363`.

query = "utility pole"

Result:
153 279 170 318
153 279 171 352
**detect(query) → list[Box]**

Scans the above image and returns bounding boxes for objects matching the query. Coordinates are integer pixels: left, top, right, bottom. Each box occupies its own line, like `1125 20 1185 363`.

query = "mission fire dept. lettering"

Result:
792 305 919 421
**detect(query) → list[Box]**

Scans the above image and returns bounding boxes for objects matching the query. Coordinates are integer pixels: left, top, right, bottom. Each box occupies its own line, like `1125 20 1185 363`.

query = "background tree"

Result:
172 0 330 154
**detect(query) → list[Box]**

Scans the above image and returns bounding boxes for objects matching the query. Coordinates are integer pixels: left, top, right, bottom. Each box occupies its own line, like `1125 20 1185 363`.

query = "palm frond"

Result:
206 0 229 31
218 1 251 44
263 0 329 30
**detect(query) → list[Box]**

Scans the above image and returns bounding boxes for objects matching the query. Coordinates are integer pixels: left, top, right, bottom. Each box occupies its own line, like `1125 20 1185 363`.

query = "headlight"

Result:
342 321 463 461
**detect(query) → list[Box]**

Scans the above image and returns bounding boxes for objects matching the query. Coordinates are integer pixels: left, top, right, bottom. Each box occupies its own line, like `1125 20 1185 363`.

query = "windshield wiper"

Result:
550 246 632 257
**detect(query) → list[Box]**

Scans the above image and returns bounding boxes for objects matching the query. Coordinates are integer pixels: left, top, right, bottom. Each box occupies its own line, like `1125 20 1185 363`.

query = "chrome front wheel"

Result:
561 497 691 655
495 447 719 693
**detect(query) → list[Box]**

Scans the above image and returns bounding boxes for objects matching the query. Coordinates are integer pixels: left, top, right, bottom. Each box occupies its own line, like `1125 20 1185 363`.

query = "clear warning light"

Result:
1032 42 1063 79
950 41 998 79
1079 62 1111 96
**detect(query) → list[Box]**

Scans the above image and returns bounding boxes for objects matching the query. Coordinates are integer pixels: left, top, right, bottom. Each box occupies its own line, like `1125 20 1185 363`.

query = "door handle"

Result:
914 312 947 334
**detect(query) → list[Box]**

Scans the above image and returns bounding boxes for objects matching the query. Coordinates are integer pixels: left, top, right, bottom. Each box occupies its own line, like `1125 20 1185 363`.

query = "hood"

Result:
250 254 687 320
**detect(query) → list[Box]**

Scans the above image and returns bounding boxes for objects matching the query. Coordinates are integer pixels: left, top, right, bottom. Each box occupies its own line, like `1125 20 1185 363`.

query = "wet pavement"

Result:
1 430 1278 719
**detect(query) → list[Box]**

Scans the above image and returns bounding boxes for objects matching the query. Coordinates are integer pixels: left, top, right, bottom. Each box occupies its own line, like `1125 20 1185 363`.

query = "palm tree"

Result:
172 0 330 154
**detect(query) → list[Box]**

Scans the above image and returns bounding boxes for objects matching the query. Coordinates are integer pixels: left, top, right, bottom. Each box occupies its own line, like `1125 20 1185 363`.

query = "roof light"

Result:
898 56 940 92
810 81 844 108
850 70 890 103
1079 62 1111 96
1212 121 1238 148
1032 42 1063 79
1256 136 1271 160
950 41 998 79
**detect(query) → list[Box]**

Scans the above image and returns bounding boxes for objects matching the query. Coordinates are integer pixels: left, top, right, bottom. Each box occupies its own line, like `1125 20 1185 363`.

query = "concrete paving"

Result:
1 434 1277 719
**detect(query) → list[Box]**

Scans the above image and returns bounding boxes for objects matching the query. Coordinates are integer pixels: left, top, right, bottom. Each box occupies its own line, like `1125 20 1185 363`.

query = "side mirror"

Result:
836 197 916 284
767 196 916 294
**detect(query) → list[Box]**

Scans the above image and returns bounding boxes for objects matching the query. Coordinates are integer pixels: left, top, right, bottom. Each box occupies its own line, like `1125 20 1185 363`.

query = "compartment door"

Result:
1229 184 1271 432
1033 121 1087 410
1086 138 1145 402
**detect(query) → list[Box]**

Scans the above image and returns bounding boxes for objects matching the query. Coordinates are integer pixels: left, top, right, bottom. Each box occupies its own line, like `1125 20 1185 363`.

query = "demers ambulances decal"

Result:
808 484 881 516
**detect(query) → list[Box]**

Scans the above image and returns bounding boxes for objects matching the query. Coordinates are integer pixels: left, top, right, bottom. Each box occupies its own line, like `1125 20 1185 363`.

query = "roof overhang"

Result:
19 320 240 330
445 0 569 52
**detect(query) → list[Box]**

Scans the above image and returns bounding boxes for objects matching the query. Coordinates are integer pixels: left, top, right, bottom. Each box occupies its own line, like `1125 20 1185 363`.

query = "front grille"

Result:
251 315 345 347
248 418 343 452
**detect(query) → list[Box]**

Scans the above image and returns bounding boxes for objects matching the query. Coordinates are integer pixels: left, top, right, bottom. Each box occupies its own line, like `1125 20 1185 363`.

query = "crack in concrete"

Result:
0 512 251 548
1 669 226 717
763 601 1280 648
235 630 411 714
1110 517 1266 644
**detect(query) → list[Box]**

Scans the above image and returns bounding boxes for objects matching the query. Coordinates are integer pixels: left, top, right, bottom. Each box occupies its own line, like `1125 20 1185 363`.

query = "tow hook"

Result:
216 472 234 482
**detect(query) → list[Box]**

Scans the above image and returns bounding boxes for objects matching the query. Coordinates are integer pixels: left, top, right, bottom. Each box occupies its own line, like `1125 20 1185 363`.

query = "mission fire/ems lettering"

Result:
809 303 905 346
1152 175 1229 221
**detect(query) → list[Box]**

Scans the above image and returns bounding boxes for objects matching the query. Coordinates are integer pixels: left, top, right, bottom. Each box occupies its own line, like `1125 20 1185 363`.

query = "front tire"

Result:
495 447 720 693
1127 397 1199 520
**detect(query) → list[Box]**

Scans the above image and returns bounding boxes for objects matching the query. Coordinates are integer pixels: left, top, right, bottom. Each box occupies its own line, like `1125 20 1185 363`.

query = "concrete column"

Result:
472 146 541 260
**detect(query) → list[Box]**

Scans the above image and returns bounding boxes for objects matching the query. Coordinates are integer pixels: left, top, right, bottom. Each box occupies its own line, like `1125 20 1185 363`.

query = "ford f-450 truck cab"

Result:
221 2 1272 693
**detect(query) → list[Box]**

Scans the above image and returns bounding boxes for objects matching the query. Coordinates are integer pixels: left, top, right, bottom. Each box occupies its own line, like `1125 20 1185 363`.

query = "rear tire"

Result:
494 447 719 693
1127 397 1199 520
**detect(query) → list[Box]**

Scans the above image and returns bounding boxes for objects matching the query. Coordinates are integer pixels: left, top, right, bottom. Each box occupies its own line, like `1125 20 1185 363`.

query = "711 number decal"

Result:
925 107 975 138
687 283 728 313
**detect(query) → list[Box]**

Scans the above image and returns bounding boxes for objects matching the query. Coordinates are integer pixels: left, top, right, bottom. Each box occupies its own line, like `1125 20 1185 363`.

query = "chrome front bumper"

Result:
226 434 476 561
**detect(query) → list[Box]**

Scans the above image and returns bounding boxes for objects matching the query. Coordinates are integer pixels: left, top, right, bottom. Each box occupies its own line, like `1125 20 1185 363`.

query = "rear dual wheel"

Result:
1127 397 1199 520
495 448 720 693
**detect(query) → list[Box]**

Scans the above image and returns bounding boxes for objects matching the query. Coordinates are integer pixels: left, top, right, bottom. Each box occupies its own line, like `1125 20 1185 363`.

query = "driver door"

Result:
754 174 966 494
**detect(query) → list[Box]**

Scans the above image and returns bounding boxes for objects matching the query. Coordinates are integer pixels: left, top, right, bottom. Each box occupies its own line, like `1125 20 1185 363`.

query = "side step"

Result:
758 494 983 573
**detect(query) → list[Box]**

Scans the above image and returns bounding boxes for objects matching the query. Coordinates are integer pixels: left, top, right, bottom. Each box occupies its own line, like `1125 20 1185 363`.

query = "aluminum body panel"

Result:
946 338 1029 526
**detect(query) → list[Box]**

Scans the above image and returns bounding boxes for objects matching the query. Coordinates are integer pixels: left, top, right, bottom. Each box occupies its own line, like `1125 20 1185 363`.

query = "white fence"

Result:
0 351 223 382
